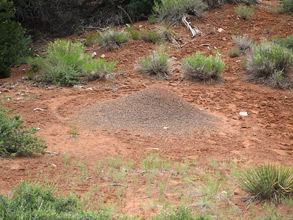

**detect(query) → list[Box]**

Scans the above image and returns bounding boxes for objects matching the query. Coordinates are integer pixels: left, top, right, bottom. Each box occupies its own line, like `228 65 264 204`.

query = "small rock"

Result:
239 112 248 116
101 54 106 58
217 28 224 33
33 108 46 112
91 52 97 57
163 126 169 130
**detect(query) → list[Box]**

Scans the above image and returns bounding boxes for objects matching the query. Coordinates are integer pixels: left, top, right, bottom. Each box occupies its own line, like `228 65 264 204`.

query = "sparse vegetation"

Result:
232 35 254 53
235 5 254 19
238 164 293 203
153 0 208 23
182 52 225 82
228 47 241 57
136 49 170 78
28 39 117 85
0 106 47 157
244 41 293 88
97 29 129 51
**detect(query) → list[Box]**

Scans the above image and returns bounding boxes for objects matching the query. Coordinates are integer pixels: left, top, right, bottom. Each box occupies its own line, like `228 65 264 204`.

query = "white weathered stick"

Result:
182 15 203 38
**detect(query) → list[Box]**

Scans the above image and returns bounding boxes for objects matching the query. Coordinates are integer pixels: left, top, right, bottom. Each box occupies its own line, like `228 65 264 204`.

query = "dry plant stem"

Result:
118 6 133 24
182 15 203 38
180 40 199 48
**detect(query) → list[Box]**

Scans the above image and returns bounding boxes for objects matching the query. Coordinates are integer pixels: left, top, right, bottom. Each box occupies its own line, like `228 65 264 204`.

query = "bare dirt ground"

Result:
0 1 292 219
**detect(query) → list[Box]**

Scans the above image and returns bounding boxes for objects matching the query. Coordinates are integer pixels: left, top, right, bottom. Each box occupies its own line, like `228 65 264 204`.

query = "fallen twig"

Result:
182 15 203 38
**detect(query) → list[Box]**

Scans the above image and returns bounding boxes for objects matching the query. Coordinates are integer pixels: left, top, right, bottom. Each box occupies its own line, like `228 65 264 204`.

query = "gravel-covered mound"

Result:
78 86 218 135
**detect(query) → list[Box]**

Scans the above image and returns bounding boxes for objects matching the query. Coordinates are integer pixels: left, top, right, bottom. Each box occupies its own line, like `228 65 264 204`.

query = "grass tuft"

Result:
97 29 129 51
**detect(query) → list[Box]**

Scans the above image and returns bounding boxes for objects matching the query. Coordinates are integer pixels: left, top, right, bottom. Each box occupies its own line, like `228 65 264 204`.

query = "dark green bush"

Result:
282 0 293 15
0 181 113 219
0 107 47 157
0 0 30 79
125 0 156 21
244 41 293 88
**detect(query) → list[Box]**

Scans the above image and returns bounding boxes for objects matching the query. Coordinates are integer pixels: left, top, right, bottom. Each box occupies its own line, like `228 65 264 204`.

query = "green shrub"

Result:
238 164 293 203
136 49 170 78
182 52 225 82
232 35 254 53
97 29 129 51
153 0 207 23
141 31 163 44
0 0 31 79
0 181 113 219
244 41 293 88
273 35 293 50
126 25 141 40
282 0 293 14
235 5 254 19
0 107 47 157
28 39 117 86
228 47 241 58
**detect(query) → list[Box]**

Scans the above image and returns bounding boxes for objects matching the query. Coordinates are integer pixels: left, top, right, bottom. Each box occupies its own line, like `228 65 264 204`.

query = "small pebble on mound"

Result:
78 86 219 135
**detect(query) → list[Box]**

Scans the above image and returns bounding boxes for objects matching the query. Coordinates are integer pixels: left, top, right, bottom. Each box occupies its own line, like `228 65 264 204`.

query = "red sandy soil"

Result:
0 1 292 218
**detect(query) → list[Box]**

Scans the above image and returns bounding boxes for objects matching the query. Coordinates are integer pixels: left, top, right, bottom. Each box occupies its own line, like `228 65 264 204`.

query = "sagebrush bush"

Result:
82 59 118 81
182 52 225 82
28 39 117 85
238 164 293 203
0 181 112 219
273 35 293 50
232 35 253 53
0 107 47 157
141 31 164 44
235 5 254 19
97 29 129 50
136 50 170 78
0 0 31 78
244 41 293 88
153 0 208 23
